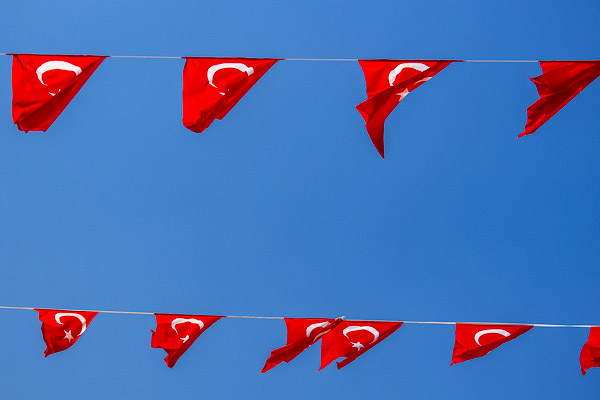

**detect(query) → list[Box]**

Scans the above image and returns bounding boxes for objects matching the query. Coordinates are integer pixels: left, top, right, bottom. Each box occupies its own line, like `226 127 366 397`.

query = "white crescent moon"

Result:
474 329 511 346
207 63 254 89
171 318 204 334
388 62 430 86
36 61 82 86
55 312 87 336
306 321 330 337
343 325 380 344
305 321 331 342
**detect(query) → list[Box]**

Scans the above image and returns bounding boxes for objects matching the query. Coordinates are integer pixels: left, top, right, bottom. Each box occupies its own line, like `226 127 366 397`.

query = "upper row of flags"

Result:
28 308 600 374
9 54 600 157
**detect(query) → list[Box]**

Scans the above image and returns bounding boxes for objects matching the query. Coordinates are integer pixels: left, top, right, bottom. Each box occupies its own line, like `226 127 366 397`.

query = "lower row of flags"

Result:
9 54 600 158
29 308 600 374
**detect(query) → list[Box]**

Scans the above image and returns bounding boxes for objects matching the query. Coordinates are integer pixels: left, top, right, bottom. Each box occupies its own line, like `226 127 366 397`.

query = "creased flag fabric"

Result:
580 327 600 375
451 323 532 364
12 54 106 132
182 57 278 133
319 320 402 370
519 61 600 137
151 313 222 368
262 317 342 373
356 60 452 158
36 308 98 357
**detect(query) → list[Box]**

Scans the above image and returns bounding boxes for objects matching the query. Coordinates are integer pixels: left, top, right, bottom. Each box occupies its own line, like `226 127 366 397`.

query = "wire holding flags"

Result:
2 53 599 157
0 305 598 374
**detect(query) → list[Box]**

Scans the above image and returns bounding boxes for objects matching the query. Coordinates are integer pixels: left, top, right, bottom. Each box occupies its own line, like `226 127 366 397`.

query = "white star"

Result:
396 88 410 101
181 335 190 344
63 330 74 343
351 341 364 351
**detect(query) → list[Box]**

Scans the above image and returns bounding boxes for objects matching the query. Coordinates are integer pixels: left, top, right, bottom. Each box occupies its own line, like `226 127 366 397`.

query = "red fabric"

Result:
151 314 222 368
580 327 600 375
261 317 342 373
356 60 452 158
12 54 105 132
182 57 278 133
36 309 98 357
319 320 402 370
451 323 532 364
519 61 600 137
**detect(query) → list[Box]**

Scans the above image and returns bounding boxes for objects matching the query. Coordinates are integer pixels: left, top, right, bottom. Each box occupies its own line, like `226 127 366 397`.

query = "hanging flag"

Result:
262 317 343 373
519 61 600 137
580 327 600 375
151 313 222 368
36 308 98 357
319 320 402 370
12 54 106 132
356 60 452 158
182 57 278 133
451 323 532 364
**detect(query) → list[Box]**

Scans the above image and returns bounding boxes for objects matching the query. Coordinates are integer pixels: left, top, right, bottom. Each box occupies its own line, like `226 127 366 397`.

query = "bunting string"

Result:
0 305 595 327
0 53 557 62
4 305 600 371
6 54 600 154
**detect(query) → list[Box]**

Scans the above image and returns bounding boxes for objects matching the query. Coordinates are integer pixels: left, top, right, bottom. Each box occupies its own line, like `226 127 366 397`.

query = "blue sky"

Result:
0 0 599 398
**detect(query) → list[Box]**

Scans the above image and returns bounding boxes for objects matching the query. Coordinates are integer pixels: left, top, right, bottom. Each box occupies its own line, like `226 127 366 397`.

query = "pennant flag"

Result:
182 57 278 133
12 54 106 132
519 61 600 137
151 313 222 368
451 323 532 364
36 308 98 357
262 317 343 373
580 327 600 375
356 60 452 158
319 320 402 370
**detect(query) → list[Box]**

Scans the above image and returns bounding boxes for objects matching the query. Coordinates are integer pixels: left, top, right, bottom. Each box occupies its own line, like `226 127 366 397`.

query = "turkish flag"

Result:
580 327 600 375
519 61 600 137
356 60 452 158
182 57 278 133
451 323 532 364
151 313 222 368
36 308 98 357
319 320 402 370
12 54 106 132
261 317 342 373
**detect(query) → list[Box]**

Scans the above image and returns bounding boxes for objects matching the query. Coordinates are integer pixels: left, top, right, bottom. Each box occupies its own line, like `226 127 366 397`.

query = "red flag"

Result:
151 313 222 368
356 60 452 158
519 61 600 137
262 317 342 373
36 308 98 357
451 323 532 364
182 57 278 133
580 327 600 375
12 54 106 132
319 320 402 370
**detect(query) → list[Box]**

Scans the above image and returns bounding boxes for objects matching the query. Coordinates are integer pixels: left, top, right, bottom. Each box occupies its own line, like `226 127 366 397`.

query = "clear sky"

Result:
0 0 599 398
